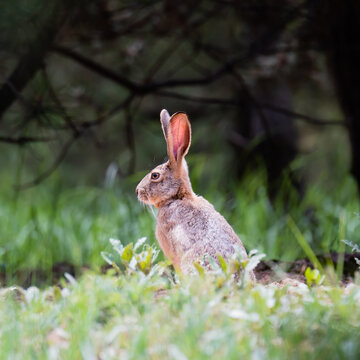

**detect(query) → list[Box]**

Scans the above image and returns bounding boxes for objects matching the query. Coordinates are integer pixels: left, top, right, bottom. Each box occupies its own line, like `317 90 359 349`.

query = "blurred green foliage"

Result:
0 159 359 284
0 0 359 285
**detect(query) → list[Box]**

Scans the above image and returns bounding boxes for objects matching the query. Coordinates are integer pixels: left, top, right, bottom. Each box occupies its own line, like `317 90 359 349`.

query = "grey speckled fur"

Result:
136 110 251 275
157 196 247 273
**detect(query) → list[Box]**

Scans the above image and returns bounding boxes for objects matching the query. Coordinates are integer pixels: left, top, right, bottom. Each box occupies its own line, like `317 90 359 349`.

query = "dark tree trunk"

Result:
317 0 360 193
251 78 298 199
230 3 300 198
232 78 299 200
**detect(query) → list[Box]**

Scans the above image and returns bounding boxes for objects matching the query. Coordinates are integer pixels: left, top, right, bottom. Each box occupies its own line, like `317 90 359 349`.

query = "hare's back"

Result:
194 196 246 256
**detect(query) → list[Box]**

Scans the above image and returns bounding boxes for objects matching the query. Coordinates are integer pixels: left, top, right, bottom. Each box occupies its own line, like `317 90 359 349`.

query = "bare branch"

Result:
15 94 134 189
260 103 345 127
15 133 79 190
52 45 142 93
155 90 344 126
0 136 54 145
155 89 237 105
52 4 302 95
41 69 80 135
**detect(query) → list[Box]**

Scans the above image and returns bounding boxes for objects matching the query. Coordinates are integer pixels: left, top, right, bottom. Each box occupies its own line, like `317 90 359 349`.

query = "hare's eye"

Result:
151 172 160 180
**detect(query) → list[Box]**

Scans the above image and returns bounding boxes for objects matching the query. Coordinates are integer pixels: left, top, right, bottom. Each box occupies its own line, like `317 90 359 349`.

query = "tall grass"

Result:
0 164 359 284
217 172 360 261
0 176 156 280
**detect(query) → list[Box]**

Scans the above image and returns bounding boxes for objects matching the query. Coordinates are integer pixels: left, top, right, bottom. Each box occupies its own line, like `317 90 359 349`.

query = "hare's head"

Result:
136 110 194 208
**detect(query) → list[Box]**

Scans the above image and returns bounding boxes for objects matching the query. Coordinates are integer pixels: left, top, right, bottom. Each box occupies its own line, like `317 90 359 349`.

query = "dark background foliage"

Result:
0 0 359 281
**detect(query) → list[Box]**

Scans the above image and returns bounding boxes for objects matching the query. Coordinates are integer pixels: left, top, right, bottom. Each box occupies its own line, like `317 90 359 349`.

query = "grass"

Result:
0 165 360 358
0 177 156 282
1 261 360 359
0 168 359 285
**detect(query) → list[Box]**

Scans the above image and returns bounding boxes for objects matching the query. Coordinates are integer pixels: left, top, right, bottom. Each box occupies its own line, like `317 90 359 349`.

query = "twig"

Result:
15 133 79 190
15 95 134 189
41 69 80 135
0 136 54 145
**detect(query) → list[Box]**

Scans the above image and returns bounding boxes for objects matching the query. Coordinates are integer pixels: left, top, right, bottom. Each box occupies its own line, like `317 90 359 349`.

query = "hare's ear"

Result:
167 112 191 166
160 109 171 140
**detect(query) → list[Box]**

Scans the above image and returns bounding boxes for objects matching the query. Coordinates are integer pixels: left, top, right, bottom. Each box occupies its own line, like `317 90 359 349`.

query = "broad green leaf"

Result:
121 243 134 264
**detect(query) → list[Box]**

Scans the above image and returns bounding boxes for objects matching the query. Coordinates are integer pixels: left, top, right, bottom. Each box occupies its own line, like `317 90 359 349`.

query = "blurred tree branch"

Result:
0 1 71 121
52 2 303 94
16 94 134 190
156 90 344 126
0 136 54 145
15 133 79 190
0 0 356 191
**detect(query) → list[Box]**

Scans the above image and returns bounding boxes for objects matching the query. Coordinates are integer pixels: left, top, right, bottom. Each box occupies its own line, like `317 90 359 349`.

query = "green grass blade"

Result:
287 216 324 273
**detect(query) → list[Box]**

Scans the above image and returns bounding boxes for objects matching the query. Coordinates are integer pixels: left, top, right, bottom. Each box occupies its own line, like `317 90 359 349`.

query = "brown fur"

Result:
136 110 251 275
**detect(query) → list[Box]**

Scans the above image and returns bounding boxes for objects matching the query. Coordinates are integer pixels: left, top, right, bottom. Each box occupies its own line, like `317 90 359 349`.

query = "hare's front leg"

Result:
156 224 191 270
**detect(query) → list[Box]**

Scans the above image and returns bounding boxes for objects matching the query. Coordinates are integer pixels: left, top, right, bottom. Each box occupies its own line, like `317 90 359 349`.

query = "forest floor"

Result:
254 252 360 285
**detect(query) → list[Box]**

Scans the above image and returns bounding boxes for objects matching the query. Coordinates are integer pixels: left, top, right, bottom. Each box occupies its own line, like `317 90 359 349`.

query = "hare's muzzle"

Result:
136 185 147 203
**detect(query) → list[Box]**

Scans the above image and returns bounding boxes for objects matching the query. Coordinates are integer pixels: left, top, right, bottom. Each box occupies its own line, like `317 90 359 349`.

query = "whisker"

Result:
147 204 157 219
144 194 157 219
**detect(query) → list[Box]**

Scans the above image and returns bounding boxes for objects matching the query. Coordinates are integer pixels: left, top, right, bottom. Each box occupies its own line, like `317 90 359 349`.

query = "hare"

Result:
136 110 251 275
